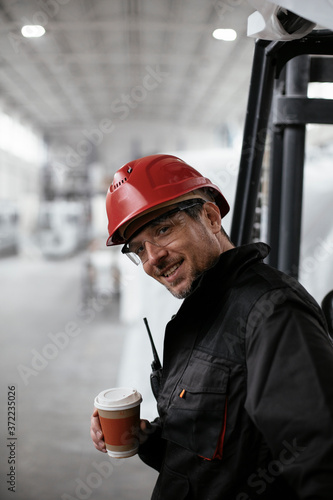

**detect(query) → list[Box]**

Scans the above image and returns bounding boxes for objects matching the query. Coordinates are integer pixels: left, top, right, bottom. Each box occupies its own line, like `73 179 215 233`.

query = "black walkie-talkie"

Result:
143 317 162 400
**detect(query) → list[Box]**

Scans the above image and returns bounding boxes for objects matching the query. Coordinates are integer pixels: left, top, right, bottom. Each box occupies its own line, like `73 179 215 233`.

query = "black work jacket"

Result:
139 243 333 499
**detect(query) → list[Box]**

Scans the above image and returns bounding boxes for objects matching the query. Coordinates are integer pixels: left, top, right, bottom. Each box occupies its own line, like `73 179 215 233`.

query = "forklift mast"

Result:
230 30 333 281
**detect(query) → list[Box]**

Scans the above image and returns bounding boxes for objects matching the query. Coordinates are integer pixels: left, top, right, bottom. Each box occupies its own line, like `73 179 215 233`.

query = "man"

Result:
90 154 333 499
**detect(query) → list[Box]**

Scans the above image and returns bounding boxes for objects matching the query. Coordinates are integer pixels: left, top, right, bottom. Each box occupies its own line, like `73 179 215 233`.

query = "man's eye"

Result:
157 225 171 236
135 244 144 255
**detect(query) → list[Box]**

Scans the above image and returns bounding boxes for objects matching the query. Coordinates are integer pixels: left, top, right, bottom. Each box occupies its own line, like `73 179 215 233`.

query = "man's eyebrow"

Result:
127 207 181 243
149 213 175 226
128 217 168 244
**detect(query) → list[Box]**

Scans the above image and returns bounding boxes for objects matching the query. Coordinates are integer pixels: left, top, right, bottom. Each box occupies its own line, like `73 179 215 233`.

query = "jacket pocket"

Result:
152 464 190 500
162 354 229 460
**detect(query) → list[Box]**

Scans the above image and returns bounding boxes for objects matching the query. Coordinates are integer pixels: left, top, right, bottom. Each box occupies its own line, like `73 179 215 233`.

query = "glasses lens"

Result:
125 251 141 266
122 241 144 265
121 199 206 265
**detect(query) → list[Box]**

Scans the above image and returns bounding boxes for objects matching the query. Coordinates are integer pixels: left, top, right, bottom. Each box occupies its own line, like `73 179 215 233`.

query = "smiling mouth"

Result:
162 260 183 278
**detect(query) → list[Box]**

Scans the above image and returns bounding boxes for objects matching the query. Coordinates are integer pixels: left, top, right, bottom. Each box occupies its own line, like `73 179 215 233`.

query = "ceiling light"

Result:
212 29 237 41
21 25 46 38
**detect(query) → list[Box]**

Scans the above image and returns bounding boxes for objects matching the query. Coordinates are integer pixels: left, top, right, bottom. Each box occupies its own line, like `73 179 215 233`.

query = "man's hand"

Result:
90 408 153 453
139 419 154 444
90 408 107 453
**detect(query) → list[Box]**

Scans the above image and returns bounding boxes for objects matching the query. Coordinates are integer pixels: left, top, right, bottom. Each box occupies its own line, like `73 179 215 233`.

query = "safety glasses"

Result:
121 199 205 265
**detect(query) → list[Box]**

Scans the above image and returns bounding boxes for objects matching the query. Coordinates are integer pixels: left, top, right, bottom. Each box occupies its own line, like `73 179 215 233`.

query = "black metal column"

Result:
277 55 310 278
231 31 333 279
266 71 286 268
266 123 284 268
230 40 280 246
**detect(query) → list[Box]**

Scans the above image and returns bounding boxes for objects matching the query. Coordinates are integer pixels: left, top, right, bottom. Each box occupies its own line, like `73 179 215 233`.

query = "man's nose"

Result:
144 241 168 265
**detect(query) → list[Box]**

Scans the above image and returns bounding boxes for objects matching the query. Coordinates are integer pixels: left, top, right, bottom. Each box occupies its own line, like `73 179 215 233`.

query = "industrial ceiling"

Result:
0 0 257 170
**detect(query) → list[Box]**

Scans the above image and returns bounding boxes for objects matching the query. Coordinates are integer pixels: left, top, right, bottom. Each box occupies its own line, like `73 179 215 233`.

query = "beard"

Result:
165 269 201 299
165 254 219 299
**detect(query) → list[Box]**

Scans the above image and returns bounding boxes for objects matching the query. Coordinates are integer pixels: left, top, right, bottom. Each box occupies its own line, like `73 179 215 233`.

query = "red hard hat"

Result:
106 154 229 246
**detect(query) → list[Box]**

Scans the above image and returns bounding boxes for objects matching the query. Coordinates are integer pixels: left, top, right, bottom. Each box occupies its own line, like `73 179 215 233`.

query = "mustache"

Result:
155 258 182 277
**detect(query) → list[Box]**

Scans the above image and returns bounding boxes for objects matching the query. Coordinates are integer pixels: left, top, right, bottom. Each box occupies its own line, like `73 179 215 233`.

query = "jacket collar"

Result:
174 243 270 319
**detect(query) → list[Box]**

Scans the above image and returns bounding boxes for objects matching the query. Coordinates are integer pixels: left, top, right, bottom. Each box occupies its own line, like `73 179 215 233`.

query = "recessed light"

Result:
21 25 46 38
212 29 237 41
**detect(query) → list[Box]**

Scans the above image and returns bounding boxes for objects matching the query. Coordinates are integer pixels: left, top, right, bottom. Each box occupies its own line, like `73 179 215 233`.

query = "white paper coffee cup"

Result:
94 387 142 458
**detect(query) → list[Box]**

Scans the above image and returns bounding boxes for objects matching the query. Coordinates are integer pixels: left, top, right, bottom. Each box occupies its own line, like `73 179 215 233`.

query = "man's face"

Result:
131 205 222 299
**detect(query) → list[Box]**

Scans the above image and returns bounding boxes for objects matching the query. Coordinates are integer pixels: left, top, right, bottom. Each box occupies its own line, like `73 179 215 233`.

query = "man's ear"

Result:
202 202 222 234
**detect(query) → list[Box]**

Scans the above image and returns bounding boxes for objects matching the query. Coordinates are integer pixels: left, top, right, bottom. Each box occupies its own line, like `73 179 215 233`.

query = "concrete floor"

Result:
0 252 158 500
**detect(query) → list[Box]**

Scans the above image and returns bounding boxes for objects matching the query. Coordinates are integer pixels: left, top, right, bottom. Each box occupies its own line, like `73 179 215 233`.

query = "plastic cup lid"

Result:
94 387 142 410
